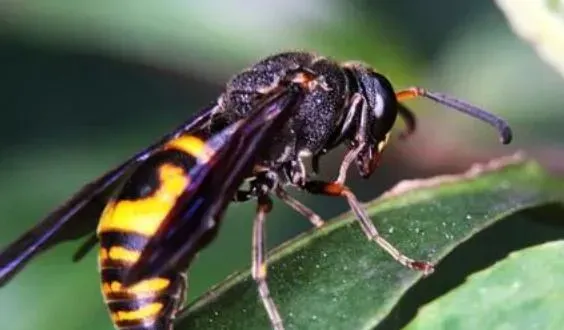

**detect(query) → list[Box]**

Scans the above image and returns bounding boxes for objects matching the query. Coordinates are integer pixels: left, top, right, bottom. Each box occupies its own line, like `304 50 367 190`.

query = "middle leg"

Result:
252 194 285 330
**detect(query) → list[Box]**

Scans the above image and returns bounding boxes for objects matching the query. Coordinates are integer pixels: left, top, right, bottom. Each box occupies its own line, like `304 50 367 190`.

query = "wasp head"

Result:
348 65 399 178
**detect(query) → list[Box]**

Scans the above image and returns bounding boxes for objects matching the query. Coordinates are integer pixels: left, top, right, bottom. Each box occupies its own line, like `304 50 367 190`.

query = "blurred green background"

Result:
0 1 563 329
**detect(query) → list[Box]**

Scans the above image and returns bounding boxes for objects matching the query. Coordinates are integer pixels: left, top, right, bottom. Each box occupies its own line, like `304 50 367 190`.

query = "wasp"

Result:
0 51 512 330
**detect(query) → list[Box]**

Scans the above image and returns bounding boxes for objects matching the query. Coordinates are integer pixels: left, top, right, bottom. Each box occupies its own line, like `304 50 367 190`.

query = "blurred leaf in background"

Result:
496 0 564 80
0 1 562 329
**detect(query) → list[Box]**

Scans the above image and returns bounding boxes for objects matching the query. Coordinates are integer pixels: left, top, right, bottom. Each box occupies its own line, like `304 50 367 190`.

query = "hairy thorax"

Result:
210 52 351 167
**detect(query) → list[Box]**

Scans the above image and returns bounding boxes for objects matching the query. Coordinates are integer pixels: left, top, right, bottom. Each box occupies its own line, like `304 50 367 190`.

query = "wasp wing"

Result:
0 103 217 287
122 86 305 285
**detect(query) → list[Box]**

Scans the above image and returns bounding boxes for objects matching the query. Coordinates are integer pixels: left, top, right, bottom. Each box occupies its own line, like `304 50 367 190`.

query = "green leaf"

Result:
404 240 564 330
176 154 564 330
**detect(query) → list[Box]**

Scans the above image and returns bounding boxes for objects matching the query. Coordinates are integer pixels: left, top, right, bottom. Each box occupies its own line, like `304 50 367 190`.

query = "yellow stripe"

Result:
128 278 170 294
99 248 108 262
102 278 170 296
102 282 112 296
108 246 141 264
111 302 163 322
97 163 189 237
165 135 214 163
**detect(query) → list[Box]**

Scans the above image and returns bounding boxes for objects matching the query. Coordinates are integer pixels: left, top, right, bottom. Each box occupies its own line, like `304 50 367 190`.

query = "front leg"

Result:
284 153 432 272
300 179 434 275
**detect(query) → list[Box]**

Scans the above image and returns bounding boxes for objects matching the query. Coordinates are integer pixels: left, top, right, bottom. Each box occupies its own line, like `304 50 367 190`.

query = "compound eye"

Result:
372 93 386 119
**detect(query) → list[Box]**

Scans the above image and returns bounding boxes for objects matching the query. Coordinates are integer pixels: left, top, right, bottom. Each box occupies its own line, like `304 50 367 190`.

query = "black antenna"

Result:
396 87 512 144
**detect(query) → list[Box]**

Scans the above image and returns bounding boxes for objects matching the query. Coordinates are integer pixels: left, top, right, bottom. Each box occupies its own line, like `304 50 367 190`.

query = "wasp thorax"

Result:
216 52 351 167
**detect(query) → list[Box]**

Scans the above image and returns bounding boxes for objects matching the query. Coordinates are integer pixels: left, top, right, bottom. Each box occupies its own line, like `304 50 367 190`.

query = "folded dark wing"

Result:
123 87 305 285
0 103 217 286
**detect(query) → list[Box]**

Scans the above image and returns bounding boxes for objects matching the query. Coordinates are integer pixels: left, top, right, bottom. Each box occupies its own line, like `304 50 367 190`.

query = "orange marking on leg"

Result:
325 182 345 196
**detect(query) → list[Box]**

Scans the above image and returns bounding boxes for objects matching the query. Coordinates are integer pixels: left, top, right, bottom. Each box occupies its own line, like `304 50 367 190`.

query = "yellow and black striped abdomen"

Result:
99 260 186 330
97 136 213 330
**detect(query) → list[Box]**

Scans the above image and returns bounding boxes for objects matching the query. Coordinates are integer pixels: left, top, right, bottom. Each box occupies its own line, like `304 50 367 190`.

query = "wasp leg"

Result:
301 180 435 275
237 171 324 229
336 145 364 184
275 187 324 228
176 272 188 309
252 194 285 330
336 92 368 184
174 272 190 317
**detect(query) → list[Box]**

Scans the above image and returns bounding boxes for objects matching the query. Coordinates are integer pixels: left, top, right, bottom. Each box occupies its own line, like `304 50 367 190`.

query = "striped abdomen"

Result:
99 257 186 330
97 135 213 330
